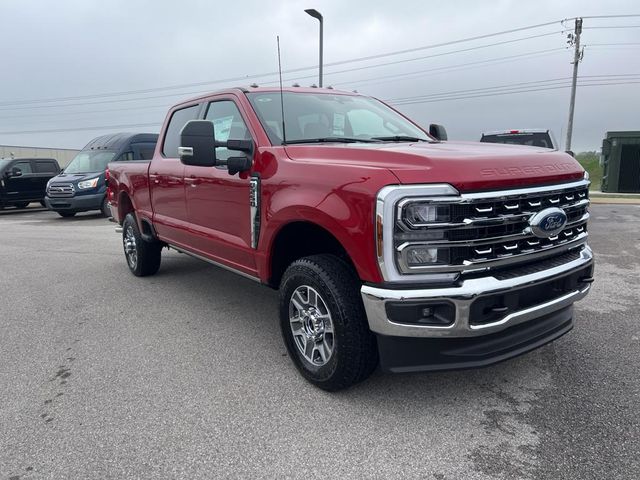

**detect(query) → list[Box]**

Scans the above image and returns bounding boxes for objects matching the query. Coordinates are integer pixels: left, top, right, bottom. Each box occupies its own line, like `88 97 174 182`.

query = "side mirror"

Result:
429 124 448 141
179 120 217 167
565 150 575 157
8 167 23 178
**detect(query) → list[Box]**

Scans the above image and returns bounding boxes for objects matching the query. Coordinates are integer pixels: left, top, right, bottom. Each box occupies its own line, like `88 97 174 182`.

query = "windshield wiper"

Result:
284 137 381 145
371 135 428 142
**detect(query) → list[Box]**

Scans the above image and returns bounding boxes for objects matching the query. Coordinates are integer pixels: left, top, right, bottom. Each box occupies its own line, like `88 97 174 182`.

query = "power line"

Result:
389 80 640 106
0 20 568 106
0 31 564 112
339 49 566 89
580 14 640 19
3 79 638 135
584 25 640 29
0 122 161 136
265 31 564 86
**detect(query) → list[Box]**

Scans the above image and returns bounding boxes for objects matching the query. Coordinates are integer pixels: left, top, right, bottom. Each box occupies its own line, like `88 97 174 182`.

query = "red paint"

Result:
108 87 586 285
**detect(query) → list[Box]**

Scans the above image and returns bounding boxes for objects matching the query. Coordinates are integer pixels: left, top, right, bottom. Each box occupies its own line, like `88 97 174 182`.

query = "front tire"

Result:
14 202 29 209
122 213 162 276
279 254 378 391
57 211 76 218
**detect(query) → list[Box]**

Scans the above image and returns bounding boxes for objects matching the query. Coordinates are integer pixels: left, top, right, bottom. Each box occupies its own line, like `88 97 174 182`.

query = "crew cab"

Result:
0 157 61 209
107 86 593 391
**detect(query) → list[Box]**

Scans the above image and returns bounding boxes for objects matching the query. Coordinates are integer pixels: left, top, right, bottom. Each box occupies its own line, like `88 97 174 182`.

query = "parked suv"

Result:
480 129 558 149
0 157 61 209
45 133 158 217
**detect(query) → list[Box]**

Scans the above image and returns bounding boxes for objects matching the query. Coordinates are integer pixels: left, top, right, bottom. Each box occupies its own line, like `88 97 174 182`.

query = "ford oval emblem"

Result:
528 207 568 238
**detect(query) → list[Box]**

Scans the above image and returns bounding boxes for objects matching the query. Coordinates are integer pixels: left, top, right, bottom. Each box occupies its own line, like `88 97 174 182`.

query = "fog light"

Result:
386 302 455 326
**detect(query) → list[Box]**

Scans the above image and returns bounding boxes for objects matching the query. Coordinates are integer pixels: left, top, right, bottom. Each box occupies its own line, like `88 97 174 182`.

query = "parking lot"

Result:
0 204 638 479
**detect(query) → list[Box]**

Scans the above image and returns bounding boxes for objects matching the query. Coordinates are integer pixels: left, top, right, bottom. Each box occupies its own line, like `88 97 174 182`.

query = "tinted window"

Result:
34 161 59 173
205 101 251 162
14 161 33 174
481 133 553 149
162 105 200 157
117 152 134 161
131 142 156 160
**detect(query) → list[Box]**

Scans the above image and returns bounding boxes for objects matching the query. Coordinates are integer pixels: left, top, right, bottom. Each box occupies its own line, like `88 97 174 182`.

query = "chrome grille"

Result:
47 183 75 198
395 181 590 275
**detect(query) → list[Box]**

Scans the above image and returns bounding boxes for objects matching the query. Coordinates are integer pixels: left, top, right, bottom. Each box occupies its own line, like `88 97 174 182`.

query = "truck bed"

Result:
107 160 152 224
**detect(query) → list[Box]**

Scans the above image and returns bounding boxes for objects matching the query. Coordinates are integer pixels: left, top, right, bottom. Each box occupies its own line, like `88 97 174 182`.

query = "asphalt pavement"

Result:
0 205 638 479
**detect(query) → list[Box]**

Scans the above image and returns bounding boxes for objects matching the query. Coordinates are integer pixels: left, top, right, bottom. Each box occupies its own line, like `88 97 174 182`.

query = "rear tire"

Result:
122 213 162 276
57 211 76 218
101 197 111 217
279 254 378 391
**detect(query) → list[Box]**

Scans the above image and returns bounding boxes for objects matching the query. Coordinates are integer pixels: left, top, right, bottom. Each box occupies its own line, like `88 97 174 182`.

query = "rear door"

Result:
183 96 257 275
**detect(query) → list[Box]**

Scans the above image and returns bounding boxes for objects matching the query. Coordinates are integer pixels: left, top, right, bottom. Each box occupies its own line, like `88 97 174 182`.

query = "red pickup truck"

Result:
108 86 593 391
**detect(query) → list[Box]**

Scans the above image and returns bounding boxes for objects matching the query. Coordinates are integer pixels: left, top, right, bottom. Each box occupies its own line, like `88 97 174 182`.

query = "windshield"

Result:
64 150 116 174
481 132 554 149
247 92 430 145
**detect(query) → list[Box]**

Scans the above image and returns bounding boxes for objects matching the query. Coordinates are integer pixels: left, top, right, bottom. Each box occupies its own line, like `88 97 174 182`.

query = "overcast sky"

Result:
0 0 638 152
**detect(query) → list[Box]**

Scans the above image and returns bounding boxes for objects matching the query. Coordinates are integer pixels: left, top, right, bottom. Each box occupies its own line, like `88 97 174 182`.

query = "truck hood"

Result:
284 141 585 192
51 172 104 183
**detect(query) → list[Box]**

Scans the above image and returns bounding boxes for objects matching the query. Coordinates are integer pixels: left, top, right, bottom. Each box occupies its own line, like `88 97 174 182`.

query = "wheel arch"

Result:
266 220 358 288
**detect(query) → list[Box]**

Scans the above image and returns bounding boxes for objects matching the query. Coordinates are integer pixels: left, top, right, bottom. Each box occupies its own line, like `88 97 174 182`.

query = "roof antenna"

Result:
277 36 287 145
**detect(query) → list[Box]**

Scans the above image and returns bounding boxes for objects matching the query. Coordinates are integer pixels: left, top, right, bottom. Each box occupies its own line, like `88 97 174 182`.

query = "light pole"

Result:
304 8 323 87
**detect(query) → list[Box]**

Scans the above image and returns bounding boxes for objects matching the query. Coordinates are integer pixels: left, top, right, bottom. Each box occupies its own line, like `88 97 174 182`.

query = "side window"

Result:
34 161 59 173
162 105 200 157
131 143 156 160
115 152 134 162
205 101 250 162
13 161 33 174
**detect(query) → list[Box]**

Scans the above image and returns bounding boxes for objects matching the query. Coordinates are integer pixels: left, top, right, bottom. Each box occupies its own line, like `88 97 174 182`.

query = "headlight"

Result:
402 203 451 227
375 183 459 283
77 177 99 189
583 170 590 181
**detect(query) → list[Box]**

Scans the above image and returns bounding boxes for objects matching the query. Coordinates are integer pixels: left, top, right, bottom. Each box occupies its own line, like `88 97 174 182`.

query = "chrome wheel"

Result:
289 285 335 366
123 226 138 269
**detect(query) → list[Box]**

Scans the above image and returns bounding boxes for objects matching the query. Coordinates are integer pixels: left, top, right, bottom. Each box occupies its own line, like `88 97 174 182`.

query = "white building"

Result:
0 144 79 168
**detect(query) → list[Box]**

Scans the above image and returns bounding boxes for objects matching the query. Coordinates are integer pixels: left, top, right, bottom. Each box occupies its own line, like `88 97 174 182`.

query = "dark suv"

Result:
0 157 61 209
45 133 158 217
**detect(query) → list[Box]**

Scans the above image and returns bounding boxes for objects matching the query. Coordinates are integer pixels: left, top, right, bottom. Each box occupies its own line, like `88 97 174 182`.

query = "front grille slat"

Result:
47 183 75 198
396 183 590 274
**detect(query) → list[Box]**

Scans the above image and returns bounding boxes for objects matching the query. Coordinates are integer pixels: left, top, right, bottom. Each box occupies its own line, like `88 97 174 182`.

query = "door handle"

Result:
185 177 201 187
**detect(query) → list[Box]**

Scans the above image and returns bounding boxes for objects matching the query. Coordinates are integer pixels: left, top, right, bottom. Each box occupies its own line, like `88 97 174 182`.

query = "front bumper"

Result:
45 192 104 212
361 246 594 371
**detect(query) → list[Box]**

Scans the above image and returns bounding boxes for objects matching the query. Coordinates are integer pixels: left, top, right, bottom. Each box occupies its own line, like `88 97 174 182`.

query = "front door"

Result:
4 160 36 203
184 98 256 276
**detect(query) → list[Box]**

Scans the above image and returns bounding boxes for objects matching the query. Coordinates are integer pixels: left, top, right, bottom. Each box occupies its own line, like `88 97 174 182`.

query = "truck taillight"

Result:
105 168 113 201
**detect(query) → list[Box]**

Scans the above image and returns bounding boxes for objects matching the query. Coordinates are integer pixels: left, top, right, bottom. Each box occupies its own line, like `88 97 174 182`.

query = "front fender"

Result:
259 169 397 283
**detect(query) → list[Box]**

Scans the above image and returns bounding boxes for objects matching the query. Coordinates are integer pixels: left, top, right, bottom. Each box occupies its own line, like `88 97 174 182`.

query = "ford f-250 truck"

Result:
107 86 594 391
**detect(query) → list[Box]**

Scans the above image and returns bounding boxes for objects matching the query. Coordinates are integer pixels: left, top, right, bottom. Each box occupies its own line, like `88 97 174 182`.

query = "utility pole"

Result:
565 17 583 152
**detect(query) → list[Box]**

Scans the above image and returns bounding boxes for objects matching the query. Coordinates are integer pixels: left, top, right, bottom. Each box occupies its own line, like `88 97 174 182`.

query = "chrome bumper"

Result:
361 246 593 338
